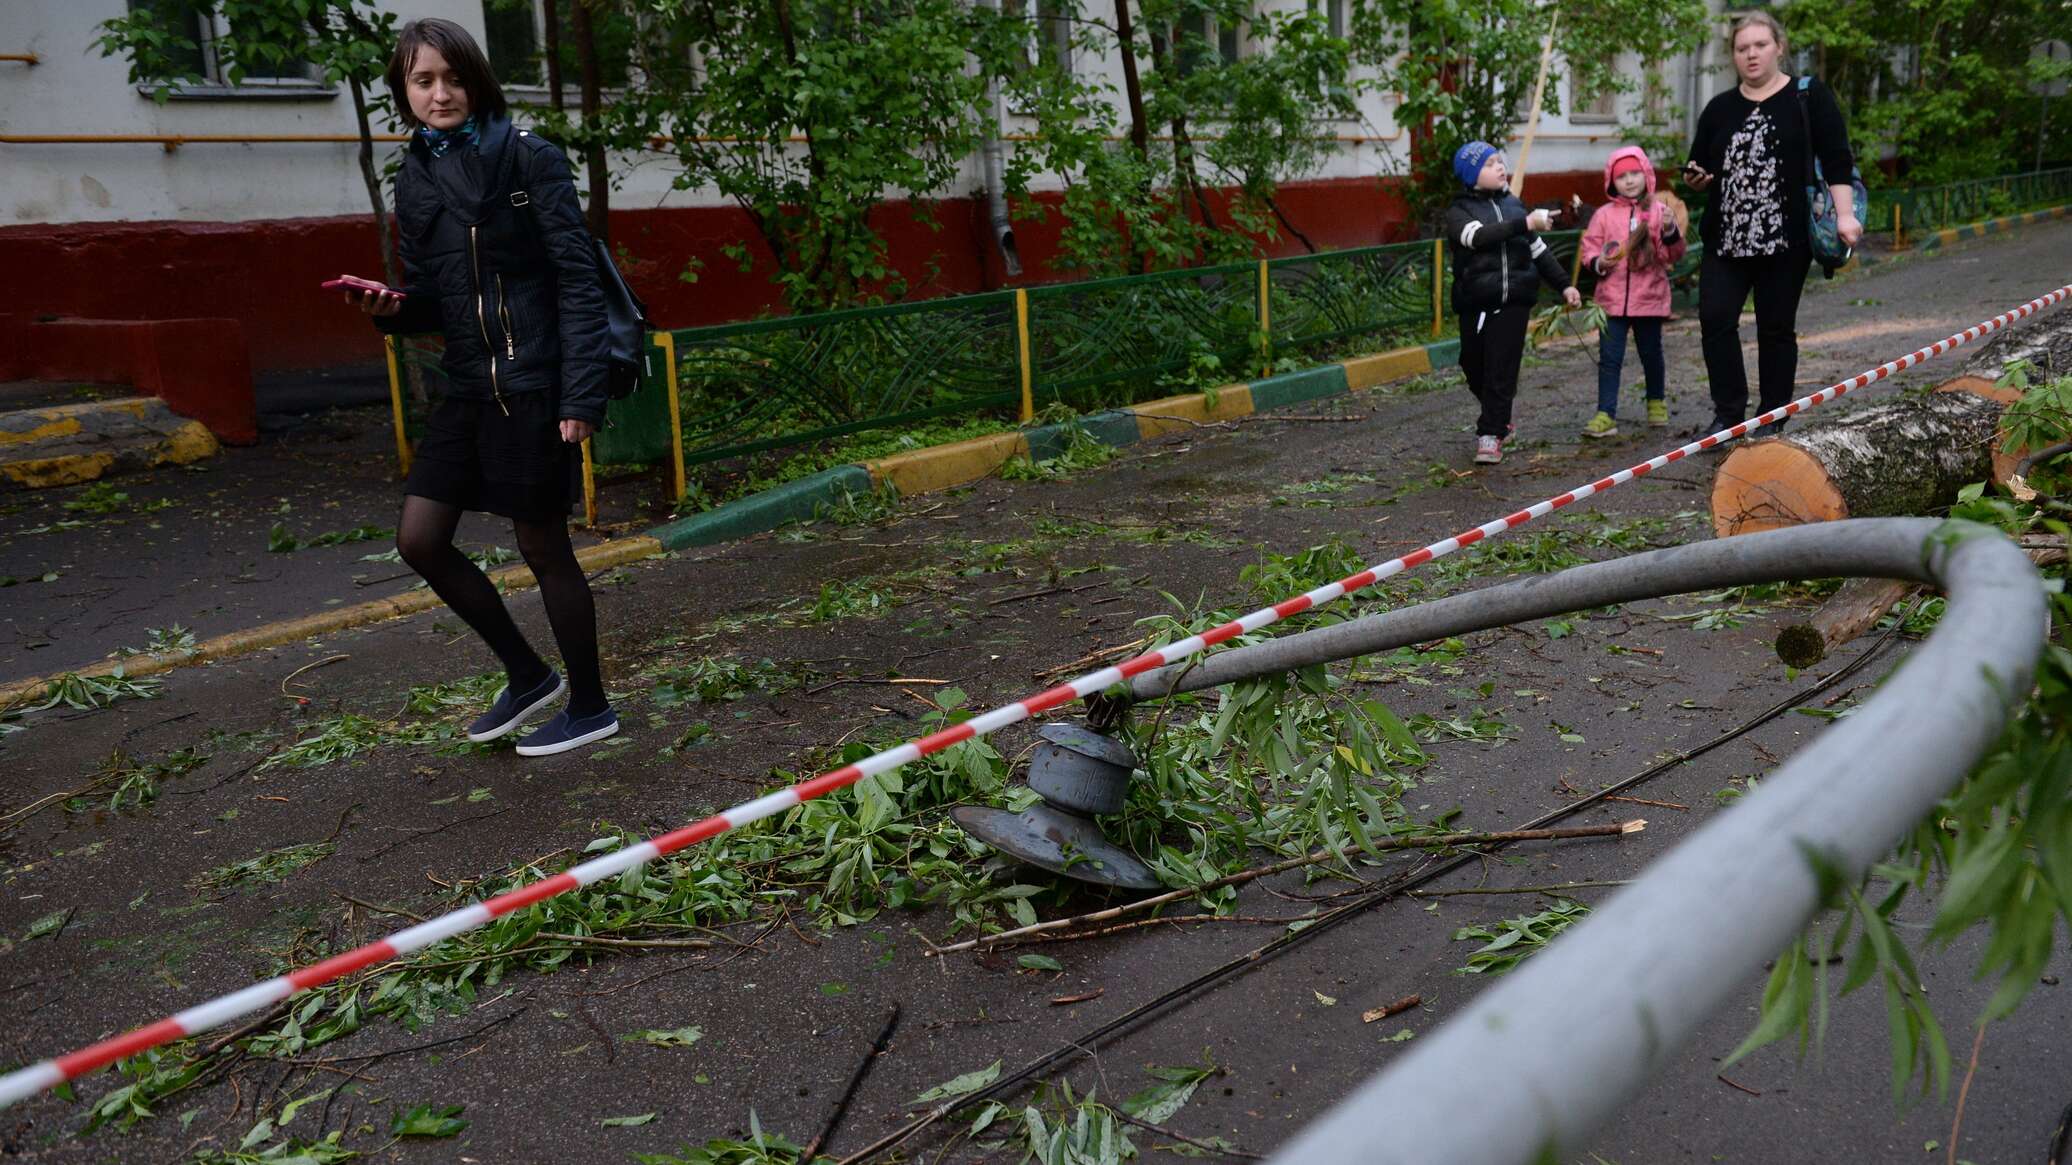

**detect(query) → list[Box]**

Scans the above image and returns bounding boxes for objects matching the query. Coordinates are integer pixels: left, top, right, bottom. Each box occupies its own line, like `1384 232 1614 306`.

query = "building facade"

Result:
0 1 1722 374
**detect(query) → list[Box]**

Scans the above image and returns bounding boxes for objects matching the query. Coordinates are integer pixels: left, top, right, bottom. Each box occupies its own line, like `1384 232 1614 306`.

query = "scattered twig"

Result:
1948 1023 1986 1165
1263 413 1360 423
355 809 509 863
277 1009 524 1069
926 821 1644 956
804 677 952 697
1407 880 1632 899
1008 913 1312 946
1050 989 1104 1006
1360 995 1422 1024
802 1003 902 1160
279 655 349 696
987 580 1105 607
1715 1074 1762 1097
1602 794 1688 811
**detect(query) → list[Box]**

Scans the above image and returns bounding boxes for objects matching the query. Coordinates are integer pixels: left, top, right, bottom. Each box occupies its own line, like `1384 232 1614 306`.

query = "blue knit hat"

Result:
1453 141 1500 189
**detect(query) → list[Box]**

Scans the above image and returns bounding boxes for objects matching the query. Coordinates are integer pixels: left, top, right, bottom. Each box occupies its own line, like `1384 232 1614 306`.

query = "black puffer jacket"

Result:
1441 187 1572 315
377 115 608 425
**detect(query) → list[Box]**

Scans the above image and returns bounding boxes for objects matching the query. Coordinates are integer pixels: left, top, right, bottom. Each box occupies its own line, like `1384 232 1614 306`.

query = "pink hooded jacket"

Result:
1580 145 1687 319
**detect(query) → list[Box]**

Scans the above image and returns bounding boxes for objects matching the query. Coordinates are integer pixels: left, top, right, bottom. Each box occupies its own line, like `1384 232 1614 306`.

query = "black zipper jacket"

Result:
376 115 609 425
1441 187 1573 315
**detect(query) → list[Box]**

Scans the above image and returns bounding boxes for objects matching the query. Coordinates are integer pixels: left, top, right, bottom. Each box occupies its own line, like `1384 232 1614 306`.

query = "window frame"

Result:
484 0 637 106
128 3 336 101
1569 58 1621 124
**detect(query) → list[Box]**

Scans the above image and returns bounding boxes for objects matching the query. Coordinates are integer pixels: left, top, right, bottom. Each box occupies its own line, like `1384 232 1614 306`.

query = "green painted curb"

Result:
649 464 873 549
1426 338 1462 369
1025 408 1140 461
1247 364 1350 411
1919 204 2072 252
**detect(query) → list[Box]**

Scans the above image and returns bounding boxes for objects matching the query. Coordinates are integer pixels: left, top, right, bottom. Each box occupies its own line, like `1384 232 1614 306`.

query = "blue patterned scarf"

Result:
417 115 479 158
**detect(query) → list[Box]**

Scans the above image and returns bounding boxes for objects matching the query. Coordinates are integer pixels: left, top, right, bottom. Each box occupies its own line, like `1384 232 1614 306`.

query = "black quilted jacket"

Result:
1441 187 1573 316
377 115 608 425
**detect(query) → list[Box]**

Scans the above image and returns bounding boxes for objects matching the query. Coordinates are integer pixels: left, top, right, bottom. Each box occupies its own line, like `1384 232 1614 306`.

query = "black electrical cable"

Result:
837 610 1916 1164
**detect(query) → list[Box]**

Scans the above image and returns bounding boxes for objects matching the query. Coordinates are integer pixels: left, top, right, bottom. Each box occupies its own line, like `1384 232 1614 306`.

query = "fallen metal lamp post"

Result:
1218 517 2042 1165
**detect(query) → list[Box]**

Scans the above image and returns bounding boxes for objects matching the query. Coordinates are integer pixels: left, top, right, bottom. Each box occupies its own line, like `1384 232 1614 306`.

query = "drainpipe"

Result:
976 0 1024 278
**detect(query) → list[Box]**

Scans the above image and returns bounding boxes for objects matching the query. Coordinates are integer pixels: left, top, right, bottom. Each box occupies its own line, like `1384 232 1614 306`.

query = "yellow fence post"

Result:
1257 258 1272 377
383 337 412 477
1431 238 1444 338
1570 242 1584 287
1894 202 1903 249
655 329 686 503
1014 288 1035 423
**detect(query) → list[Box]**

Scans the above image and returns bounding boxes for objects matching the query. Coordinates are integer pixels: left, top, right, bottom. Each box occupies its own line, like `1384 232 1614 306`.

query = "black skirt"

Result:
404 391 578 522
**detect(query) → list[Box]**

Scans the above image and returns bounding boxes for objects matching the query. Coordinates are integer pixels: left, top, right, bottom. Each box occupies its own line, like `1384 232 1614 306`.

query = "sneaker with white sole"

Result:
515 707 620 756
1581 411 1619 439
1646 400 1669 427
1473 435 1503 465
467 671 564 742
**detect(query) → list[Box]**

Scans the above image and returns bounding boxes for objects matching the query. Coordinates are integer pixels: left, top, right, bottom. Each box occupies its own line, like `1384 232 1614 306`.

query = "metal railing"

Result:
376 164 2072 508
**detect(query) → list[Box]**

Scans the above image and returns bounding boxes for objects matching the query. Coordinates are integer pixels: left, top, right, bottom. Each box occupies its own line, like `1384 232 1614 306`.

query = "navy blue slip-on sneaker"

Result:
515 707 620 757
467 671 565 742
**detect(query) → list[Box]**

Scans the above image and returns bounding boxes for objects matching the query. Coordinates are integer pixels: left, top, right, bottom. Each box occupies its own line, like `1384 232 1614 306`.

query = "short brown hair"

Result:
386 18 507 129
1728 10 1788 52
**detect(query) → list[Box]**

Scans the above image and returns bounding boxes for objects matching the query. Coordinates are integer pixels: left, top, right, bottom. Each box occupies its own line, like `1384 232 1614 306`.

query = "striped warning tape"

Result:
3 282 2066 1111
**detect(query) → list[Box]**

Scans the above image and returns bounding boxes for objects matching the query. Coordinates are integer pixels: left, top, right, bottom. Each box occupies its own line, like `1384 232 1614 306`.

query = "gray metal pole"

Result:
1257 518 2044 1165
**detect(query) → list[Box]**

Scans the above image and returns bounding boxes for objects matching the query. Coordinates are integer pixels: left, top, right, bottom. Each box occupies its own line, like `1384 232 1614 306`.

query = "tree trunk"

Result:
571 0 608 244
1962 300 2072 381
1773 577 1919 668
345 71 427 408
1111 0 1150 274
543 0 564 112
1710 384 2007 537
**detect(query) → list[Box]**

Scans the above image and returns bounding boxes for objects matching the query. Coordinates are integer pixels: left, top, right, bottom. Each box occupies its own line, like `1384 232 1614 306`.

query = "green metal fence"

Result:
386 165 2072 503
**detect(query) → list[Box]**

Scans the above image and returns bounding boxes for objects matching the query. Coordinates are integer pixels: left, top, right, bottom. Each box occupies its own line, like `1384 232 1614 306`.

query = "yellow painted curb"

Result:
0 417 83 446
1342 347 1437 391
0 534 665 711
0 451 116 489
153 420 220 467
864 431 1031 496
1130 385 1255 439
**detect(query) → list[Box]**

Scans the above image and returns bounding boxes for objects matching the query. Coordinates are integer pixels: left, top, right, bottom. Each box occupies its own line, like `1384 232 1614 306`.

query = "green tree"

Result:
97 1 404 288
1778 0 2072 184
1003 1 1356 276
1349 0 1708 219
602 1 1024 312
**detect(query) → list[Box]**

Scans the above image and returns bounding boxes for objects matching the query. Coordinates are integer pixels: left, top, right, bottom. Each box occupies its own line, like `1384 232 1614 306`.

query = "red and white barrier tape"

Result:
4 283 2066 1111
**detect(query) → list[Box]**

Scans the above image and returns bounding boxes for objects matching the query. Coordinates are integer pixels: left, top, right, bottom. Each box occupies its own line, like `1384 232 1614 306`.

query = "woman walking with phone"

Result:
332 18 617 756
1683 10 1859 437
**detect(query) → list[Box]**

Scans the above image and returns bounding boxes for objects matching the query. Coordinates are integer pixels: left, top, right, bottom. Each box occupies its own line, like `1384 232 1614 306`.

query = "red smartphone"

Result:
322 275 402 297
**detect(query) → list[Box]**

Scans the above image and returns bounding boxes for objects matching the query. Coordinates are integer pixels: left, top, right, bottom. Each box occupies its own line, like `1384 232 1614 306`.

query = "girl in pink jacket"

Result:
1578 146 1687 437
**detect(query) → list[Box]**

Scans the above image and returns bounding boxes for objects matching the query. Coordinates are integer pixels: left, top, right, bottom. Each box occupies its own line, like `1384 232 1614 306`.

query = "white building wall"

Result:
0 0 1716 228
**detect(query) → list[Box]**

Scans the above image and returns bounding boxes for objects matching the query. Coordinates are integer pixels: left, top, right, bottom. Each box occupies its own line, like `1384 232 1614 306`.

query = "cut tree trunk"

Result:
1773 577 1919 668
1710 383 2006 537
1963 300 2072 381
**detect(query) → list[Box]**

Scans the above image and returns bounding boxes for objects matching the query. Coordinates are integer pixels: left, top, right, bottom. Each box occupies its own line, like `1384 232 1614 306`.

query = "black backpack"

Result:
513 133 650 400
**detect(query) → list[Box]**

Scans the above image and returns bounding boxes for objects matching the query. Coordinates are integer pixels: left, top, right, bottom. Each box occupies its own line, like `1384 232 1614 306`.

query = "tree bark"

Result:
1710 387 2006 537
1773 577 1919 668
1111 0 1150 274
543 0 564 112
570 0 609 244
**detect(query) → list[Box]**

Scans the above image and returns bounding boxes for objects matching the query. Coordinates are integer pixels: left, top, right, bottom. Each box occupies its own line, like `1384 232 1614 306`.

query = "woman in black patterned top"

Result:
1684 11 1859 437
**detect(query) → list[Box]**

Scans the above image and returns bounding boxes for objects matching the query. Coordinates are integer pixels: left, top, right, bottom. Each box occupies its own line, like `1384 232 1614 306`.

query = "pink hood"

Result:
1602 145 1657 203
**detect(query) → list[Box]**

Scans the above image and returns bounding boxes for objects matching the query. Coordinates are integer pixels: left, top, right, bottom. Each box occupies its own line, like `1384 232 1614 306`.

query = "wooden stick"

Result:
1361 994 1423 1024
926 820 1643 956
1510 5 1561 199
802 1003 901 1160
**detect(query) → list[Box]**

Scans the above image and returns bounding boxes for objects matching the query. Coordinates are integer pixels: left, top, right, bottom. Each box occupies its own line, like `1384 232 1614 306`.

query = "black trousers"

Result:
1457 306 1531 438
1698 244 1812 423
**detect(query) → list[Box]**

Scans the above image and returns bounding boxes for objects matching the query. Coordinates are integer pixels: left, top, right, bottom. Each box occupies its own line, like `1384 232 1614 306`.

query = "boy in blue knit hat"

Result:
1442 141 1580 464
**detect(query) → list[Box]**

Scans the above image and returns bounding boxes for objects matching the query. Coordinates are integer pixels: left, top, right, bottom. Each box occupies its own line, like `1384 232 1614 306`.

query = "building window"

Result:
1004 0 1072 75
124 0 325 93
481 0 634 94
1570 61 1620 123
1640 61 1672 124
1153 9 1244 76
1308 0 1348 39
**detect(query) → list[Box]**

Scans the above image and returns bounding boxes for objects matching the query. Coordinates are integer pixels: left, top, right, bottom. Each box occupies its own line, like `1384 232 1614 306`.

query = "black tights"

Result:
396 495 606 716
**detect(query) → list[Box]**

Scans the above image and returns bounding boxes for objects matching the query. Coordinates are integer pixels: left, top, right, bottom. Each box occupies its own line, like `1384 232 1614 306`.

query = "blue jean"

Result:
1597 316 1665 417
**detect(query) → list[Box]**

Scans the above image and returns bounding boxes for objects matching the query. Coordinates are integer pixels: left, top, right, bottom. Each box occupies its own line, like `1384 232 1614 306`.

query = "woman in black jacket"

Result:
336 18 616 756
1683 10 1860 437
1442 142 1582 465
